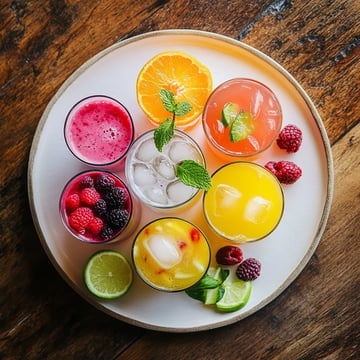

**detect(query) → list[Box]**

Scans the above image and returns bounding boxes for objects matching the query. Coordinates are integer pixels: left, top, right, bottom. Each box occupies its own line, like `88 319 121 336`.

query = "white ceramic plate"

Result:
28 30 334 332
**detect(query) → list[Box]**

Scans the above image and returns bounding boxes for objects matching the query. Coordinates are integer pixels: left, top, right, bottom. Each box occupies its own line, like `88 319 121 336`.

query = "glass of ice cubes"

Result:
125 129 206 212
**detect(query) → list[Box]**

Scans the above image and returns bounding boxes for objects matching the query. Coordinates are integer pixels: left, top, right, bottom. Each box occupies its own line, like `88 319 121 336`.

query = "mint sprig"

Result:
176 160 212 191
154 89 212 191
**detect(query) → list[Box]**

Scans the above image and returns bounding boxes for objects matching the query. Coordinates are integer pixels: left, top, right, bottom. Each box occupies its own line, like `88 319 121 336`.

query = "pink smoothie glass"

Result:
64 96 134 167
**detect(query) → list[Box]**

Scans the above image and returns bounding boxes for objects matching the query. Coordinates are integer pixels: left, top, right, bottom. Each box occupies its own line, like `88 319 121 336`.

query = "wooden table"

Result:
1 1 359 359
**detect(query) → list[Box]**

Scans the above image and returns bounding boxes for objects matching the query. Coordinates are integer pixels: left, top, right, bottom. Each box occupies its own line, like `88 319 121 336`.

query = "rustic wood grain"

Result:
0 0 359 359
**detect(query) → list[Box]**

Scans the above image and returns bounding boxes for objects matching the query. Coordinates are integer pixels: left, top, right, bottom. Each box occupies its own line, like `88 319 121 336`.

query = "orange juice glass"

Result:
202 78 282 159
203 162 284 242
132 217 211 292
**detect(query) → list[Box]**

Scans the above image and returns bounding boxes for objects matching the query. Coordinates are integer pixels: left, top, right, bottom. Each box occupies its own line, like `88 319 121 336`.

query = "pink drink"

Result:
64 96 134 166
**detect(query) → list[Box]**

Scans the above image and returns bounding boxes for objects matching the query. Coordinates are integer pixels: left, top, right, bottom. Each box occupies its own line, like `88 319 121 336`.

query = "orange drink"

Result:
132 218 211 292
202 78 282 159
203 162 284 242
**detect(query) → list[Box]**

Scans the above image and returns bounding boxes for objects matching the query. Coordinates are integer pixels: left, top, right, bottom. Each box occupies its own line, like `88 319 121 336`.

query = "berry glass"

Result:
64 95 134 168
59 170 140 244
202 78 282 160
125 129 206 212
203 161 284 243
132 217 211 292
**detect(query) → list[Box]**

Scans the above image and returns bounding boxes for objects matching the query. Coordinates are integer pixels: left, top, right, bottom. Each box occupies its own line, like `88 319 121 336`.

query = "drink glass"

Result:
125 129 206 212
60 170 140 244
64 95 134 167
132 217 211 292
203 162 284 243
202 78 282 160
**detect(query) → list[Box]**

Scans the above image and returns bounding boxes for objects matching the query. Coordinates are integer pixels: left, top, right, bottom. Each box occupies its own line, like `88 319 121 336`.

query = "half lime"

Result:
84 250 133 299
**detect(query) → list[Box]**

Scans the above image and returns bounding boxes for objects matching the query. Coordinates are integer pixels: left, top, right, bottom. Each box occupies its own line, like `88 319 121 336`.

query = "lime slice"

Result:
221 102 239 127
204 267 227 305
216 277 252 312
84 250 133 299
229 111 255 143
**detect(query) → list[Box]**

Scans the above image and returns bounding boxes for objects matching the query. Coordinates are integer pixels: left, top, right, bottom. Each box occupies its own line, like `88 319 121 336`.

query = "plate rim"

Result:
27 29 334 332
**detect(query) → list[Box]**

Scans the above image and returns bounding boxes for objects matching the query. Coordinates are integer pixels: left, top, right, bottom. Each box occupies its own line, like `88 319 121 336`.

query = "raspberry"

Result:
107 208 129 229
80 187 101 206
236 258 261 281
104 187 127 209
65 193 80 212
265 160 302 184
87 217 104 236
216 246 243 265
94 174 115 193
68 207 94 234
79 176 94 189
99 225 114 240
276 124 302 153
93 199 107 218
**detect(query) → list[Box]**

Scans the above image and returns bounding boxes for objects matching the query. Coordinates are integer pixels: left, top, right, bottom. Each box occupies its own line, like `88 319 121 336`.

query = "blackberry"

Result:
107 208 129 230
236 258 261 281
104 187 127 209
93 199 107 218
94 174 115 193
99 225 114 240
80 176 94 189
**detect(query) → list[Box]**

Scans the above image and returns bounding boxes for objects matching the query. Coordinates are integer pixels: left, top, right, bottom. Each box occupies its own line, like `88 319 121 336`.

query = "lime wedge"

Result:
84 250 133 299
229 111 255 143
204 267 227 305
221 102 239 127
216 277 252 312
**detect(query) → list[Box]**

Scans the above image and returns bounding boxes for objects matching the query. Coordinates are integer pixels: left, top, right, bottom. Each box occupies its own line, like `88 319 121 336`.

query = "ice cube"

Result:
145 234 182 269
145 186 168 205
135 138 159 162
168 140 199 163
167 181 194 204
244 196 271 224
132 164 156 186
153 156 175 179
214 184 242 216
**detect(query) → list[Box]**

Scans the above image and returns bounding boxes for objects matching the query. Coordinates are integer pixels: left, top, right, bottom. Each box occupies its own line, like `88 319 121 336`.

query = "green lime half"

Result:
84 250 133 299
216 277 252 312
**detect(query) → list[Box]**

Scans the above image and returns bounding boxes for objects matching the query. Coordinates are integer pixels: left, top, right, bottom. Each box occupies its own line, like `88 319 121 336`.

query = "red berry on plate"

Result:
276 124 302 153
65 193 80 212
236 258 261 281
265 160 302 184
80 187 101 206
87 216 104 236
68 207 94 234
216 246 243 265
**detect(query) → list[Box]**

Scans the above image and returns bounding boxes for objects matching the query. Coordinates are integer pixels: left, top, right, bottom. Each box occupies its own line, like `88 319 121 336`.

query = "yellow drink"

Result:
132 218 211 292
203 162 284 242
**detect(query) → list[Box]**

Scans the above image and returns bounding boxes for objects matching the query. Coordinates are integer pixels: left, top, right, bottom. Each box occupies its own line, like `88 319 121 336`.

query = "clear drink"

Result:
132 217 211 292
125 129 205 211
203 162 284 242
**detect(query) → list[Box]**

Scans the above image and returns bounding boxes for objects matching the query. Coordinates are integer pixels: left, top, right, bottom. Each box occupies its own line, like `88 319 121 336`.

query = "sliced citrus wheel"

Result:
215 277 252 312
136 50 212 127
84 250 133 299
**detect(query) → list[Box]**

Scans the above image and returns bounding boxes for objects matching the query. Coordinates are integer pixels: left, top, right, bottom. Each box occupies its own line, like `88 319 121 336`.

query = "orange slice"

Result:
136 51 212 128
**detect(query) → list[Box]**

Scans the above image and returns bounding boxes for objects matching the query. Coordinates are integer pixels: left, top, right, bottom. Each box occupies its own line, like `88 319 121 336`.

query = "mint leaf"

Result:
175 101 192 117
175 160 212 190
159 89 177 113
154 117 175 152
230 111 255 143
185 274 221 302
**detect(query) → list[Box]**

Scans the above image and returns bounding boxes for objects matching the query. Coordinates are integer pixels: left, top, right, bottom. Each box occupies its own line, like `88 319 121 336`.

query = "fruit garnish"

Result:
65 193 80 212
276 124 302 153
236 258 261 281
221 102 240 127
136 50 212 127
265 160 302 184
84 250 133 299
68 207 94 234
215 275 252 312
175 160 212 191
80 187 101 206
216 245 243 265
230 112 255 143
